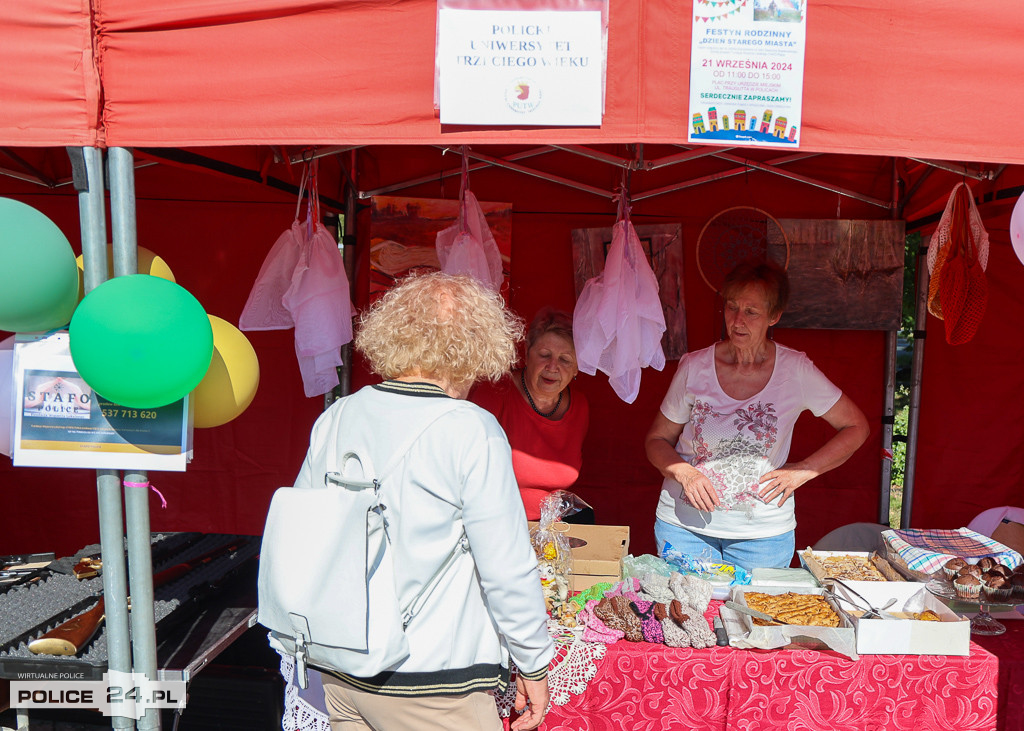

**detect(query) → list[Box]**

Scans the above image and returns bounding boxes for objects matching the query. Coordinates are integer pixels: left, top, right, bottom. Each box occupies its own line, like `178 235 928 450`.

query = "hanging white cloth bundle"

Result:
240 162 352 397
573 194 666 403
435 148 504 291
239 221 304 332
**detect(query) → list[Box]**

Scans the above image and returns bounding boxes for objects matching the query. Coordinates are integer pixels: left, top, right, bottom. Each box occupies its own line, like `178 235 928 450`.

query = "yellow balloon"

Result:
76 245 175 301
192 315 260 428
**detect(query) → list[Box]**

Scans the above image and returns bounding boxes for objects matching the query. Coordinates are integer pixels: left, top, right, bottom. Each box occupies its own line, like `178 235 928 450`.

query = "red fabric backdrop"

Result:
0 149 887 558
912 229 1024 529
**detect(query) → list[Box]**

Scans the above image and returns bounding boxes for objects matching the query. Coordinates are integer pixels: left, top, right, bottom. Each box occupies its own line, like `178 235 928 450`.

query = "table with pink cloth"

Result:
505 601 1001 731
974 614 1024 731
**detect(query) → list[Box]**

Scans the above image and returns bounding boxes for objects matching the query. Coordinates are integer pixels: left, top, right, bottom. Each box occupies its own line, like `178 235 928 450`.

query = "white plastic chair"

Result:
967 507 1024 538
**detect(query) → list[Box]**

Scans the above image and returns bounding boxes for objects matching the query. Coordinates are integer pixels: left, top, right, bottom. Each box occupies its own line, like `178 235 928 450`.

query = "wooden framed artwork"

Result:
774 219 905 330
369 196 512 299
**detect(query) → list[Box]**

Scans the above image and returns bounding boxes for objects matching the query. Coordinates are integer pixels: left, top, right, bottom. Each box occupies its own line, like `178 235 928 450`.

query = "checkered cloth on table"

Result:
883 527 1023 575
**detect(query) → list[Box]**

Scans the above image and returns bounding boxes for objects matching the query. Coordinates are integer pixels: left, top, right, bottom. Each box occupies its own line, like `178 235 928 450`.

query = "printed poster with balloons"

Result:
11 332 192 471
688 0 807 148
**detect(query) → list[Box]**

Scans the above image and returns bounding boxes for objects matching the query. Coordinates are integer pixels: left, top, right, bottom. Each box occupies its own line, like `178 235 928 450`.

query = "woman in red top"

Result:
472 308 591 521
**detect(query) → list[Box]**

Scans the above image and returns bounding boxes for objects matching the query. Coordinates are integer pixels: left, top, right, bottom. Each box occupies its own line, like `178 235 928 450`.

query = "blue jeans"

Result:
654 518 795 571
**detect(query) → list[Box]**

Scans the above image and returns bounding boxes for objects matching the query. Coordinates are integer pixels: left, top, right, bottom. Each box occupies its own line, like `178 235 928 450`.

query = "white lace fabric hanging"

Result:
435 148 504 291
573 191 667 403
239 161 352 397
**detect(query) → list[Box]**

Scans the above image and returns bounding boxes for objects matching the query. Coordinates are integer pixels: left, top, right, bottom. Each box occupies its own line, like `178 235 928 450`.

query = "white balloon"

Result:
0 335 14 457
1011 192 1024 267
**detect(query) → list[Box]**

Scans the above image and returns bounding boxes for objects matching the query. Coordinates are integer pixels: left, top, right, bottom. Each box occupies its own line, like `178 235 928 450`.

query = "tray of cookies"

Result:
799 549 904 583
724 585 858 660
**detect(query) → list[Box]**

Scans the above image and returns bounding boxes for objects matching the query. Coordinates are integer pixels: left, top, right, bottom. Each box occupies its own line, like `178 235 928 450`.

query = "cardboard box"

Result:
529 522 629 591
828 580 971 656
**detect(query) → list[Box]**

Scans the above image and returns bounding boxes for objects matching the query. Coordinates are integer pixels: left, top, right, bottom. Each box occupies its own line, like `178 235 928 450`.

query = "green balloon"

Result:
70 275 214 408
0 198 79 332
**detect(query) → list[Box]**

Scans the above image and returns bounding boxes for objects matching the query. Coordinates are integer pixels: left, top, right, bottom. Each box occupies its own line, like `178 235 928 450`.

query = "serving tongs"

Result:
823 577 898 620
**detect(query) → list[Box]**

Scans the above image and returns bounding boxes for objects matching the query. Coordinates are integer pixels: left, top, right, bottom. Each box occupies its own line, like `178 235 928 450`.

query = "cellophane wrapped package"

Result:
661 542 752 588
530 491 591 613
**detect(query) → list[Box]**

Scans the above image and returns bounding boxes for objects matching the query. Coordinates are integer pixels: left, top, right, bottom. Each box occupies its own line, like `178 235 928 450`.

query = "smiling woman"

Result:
471 308 591 521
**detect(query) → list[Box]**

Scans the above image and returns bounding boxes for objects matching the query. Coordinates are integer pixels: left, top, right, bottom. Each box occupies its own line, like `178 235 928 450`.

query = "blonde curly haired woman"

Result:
297 273 552 731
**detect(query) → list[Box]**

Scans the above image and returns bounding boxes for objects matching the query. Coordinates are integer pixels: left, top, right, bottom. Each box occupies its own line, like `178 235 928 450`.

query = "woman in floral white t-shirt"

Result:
644 261 869 570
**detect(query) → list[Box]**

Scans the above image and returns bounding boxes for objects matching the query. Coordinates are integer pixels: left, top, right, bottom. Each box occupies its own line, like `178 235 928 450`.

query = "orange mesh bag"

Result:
938 185 988 345
927 182 990 320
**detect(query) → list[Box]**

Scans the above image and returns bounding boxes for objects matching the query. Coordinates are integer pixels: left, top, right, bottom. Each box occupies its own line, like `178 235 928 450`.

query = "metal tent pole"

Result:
109 146 160 731
341 149 357 398
880 331 897 524
878 160 900 524
69 146 134 730
901 239 930 528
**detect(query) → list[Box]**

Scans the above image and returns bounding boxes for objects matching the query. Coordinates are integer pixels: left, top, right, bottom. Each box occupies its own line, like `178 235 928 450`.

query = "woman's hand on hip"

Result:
670 463 720 512
757 463 816 506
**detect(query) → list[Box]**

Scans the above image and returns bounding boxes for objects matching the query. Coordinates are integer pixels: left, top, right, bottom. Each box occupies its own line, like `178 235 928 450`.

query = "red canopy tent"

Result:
1 0 1022 559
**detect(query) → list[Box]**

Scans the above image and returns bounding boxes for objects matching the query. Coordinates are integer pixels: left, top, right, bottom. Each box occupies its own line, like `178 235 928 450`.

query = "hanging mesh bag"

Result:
937 185 988 345
927 182 989 320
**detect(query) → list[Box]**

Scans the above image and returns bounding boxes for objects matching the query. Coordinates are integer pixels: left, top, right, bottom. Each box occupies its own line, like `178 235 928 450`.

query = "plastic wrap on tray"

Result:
722 586 858 661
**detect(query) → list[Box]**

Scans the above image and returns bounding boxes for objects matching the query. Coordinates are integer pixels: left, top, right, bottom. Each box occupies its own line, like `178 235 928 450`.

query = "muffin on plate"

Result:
1009 574 1024 597
953 574 982 601
957 564 983 579
977 557 997 571
983 575 1013 602
944 557 967 580
990 564 1013 578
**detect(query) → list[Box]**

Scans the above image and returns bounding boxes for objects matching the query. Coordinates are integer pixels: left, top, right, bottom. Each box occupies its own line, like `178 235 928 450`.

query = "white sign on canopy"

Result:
437 8 604 126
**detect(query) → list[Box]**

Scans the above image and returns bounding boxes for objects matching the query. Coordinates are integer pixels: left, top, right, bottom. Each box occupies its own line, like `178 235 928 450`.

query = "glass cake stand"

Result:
926 579 1011 636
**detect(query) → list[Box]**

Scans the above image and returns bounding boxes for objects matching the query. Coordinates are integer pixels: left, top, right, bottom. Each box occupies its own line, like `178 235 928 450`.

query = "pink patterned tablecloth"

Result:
506 601 1001 731
726 645 997 731
540 642 733 731
974 615 1024 731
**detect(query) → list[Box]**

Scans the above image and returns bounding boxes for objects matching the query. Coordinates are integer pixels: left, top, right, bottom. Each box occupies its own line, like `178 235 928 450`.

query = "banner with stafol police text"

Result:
688 0 807 148
12 332 191 471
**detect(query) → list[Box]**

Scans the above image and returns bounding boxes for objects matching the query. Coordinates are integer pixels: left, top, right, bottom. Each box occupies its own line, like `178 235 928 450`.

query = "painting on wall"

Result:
774 219 905 330
369 196 512 299
571 223 686 360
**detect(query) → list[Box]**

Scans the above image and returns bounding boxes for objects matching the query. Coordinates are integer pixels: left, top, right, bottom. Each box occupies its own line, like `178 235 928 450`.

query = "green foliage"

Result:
902 232 921 338
887 231 921 529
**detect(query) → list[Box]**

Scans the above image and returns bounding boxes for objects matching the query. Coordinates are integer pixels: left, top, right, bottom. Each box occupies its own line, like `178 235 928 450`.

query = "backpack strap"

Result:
401 530 469 629
322 398 471 627
324 399 462 486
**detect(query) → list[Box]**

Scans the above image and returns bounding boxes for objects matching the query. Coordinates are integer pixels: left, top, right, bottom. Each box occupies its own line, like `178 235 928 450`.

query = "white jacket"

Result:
294 381 553 695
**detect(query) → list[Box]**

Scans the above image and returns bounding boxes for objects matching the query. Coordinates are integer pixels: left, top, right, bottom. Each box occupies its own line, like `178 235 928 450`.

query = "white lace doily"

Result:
277 621 606 728
280 654 331 731
496 621 607 717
